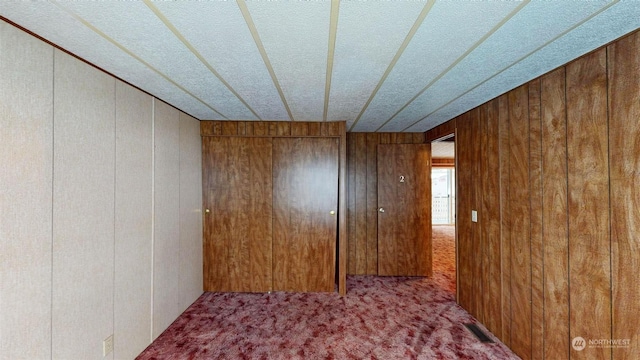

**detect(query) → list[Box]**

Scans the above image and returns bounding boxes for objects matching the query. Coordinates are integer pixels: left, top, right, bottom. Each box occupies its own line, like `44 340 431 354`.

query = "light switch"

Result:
471 210 478 223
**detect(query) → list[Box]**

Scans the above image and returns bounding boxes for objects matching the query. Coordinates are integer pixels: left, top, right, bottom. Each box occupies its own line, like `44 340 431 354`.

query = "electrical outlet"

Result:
471 210 478 223
103 334 113 356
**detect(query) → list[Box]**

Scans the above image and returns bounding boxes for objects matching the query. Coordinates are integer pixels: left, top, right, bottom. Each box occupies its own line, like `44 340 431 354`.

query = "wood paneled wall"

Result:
346 132 425 275
201 120 342 137
428 29 640 360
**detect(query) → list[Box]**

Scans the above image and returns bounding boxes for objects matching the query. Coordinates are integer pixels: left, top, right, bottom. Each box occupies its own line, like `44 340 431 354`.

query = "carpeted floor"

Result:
137 225 519 359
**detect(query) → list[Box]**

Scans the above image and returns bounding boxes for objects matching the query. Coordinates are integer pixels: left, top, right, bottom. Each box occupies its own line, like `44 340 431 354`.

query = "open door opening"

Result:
431 134 457 297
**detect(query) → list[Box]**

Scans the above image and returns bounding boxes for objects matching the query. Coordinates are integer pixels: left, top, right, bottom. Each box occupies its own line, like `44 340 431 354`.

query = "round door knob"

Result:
205 209 210 213
378 207 385 213
329 211 336 215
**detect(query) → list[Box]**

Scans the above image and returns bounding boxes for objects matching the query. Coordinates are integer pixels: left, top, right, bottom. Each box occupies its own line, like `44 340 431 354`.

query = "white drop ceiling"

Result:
2 1 639 132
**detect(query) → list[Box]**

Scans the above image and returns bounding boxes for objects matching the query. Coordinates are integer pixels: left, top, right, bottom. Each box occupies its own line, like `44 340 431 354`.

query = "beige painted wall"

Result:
0 22 203 359
0 21 54 360
114 80 153 360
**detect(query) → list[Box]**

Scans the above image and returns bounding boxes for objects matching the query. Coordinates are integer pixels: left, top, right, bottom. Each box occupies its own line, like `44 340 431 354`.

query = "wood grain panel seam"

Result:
605 46 614 360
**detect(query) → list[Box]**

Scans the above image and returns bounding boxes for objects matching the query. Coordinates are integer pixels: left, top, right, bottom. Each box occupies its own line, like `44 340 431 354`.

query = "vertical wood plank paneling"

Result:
277 122 291 136
456 112 473 312
484 98 502 336
213 121 222 135
347 133 357 274
426 118 456 142
470 107 483 321
379 133 390 144
268 121 278 136
292 122 309 136
200 121 214 136
339 122 348 295
451 28 640 360
608 31 640 360
308 122 321 136
498 94 512 346
508 84 532 360
365 133 379 274
0 23 53 359
245 121 255 136
254 122 267 136
541 67 570 360
376 145 397 275
222 121 237 135
566 48 611 360
354 134 368 274
237 121 247 136
528 78 544 360
53 50 116 359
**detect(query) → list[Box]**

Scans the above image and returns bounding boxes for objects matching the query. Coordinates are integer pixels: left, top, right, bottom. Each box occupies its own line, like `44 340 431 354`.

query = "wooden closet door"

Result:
202 137 273 292
273 137 339 292
377 144 432 276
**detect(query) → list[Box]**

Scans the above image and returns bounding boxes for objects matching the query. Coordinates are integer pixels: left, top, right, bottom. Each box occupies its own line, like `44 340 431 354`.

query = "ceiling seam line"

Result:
375 0 531 132
143 0 263 121
49 1 228 120
236 0 294 121
402 0 619 132
323 0 341 122
347 0 436 132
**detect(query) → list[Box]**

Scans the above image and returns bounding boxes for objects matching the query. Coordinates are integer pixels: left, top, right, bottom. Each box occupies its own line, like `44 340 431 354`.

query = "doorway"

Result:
431 135 457 296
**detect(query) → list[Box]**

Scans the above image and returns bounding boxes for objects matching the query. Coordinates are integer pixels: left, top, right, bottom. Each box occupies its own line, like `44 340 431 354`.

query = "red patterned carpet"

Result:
137 226 519 359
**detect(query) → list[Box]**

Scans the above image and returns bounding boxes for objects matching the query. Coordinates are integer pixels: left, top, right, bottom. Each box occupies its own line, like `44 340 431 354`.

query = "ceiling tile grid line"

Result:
57 0 263 120
406 0 640 133
350 0 523 132
143 0 262 121
152 1 288 121
236 0 293 121
0 4 219 120
399 0 620 132
245 1 331 121
346 0 436 132
50 1 228 120
327 1 426 125
323 0 340 122
372 0 531 132
384 0 616 132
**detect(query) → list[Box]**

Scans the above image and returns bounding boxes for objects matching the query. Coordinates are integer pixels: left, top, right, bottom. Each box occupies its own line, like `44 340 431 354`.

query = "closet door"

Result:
202 137 273 292
377 144 432 276
273 138 339 292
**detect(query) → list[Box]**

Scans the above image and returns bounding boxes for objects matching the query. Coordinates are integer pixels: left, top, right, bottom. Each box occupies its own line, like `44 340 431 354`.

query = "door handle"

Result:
378 207 385 213
329 210 336 215
205 208 210 213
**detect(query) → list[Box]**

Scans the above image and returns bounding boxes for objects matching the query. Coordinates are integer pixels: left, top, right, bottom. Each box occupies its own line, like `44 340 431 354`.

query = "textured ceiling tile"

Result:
326 1 425 122
406 1 640 133
0 1 219 120
154 1 289 121
351 0 521 132
246 1 330 121
385 0 612 132
57 1 256 120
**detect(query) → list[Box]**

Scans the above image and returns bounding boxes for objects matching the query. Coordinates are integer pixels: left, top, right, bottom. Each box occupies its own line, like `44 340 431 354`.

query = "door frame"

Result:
427 123 458 302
